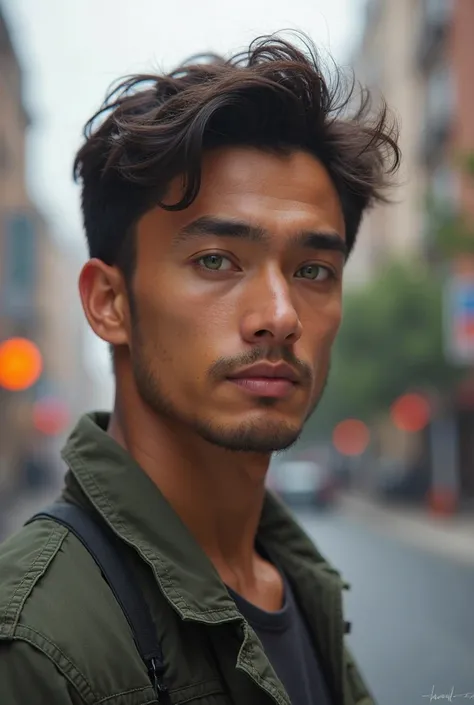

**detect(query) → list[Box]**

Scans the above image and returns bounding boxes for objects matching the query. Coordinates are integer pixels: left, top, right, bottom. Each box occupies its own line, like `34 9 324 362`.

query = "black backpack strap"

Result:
25 502 170 703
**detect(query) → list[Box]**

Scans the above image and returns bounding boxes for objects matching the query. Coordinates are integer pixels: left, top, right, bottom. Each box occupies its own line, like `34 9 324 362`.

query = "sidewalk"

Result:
339 491 474 567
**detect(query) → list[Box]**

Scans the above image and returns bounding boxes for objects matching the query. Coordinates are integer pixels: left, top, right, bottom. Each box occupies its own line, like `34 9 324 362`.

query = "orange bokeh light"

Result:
333 419 370 457
0 338 43 391
390 393 431 433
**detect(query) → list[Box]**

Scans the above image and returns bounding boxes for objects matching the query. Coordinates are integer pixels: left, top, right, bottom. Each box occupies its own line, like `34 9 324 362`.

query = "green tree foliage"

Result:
304 261 461 440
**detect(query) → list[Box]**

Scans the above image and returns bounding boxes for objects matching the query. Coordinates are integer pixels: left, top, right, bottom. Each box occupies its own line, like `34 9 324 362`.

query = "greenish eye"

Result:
198 254 232 271
296 264 331 281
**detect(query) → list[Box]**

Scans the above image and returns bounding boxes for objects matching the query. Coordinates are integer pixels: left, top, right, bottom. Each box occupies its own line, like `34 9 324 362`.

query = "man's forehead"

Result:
185 146 341 208
138 146 345 245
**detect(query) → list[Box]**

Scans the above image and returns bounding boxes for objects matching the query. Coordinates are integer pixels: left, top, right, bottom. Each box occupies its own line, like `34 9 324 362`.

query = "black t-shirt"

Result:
227 569 333 705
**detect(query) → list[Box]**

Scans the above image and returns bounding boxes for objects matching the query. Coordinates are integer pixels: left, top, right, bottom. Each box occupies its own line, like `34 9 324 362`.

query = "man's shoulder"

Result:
0 519 153 703
0 517 126 649
0 518 68 640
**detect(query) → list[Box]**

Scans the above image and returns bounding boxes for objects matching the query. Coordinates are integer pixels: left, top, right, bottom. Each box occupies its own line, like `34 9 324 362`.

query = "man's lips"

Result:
226 362 299 398
228 362 300 382
228 377 296 398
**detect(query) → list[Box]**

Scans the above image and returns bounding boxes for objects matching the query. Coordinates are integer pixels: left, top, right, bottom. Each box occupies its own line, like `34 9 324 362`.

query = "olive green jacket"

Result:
0 413 375 705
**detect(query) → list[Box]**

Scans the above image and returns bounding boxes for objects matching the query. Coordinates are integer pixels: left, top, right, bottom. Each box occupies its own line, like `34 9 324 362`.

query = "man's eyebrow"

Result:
173 216 266 244
173 215 347 256
295 231 347 257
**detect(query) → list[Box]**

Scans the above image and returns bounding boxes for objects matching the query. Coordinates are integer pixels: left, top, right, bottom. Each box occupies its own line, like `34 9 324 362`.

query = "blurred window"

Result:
0 134 9 171
426 63 454 126
430 162 458 209
1 212 37 316
423 0 453 27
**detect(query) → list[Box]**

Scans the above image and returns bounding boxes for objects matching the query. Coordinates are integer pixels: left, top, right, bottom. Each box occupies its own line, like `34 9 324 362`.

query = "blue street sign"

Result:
444 276 474 364
456 288 474 312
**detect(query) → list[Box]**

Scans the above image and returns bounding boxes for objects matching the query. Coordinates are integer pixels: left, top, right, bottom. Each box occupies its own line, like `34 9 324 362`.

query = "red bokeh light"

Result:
332 419 370 457
390 393 431 433
32 397 70 436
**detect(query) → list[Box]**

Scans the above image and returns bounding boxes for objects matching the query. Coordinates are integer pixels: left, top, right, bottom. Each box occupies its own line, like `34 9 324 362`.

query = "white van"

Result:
268 460 336 508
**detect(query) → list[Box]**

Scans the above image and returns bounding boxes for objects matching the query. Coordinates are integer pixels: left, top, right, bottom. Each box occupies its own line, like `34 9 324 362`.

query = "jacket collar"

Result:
62 412 347 625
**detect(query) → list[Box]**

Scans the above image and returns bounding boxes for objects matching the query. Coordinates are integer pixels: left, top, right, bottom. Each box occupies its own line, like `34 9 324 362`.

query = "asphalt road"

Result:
296 507 474 705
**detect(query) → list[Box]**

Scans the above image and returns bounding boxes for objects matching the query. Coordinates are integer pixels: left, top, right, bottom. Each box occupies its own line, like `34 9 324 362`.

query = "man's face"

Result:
128 147 345 453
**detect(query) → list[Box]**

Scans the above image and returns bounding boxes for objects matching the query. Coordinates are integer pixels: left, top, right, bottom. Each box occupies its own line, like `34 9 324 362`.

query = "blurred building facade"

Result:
0 7 98 514
346 0 474 508
346 0 425 283
346 0 474 284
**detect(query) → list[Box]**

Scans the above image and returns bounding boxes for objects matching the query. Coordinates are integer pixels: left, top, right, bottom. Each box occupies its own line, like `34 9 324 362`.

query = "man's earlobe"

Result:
79 259 129 346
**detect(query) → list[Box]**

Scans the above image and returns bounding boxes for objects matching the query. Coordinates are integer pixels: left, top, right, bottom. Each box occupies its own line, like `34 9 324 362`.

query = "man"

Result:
0 35 399 705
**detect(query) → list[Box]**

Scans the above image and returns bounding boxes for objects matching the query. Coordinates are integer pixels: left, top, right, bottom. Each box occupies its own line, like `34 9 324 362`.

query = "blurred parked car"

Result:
267 460 337 509
374 457 431 504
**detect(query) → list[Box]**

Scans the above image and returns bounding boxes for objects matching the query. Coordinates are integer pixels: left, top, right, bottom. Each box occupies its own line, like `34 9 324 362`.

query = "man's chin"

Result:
195 418 303 454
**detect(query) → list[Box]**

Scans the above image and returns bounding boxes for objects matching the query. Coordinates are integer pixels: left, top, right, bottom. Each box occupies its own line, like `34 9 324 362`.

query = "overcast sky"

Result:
4 0 364 244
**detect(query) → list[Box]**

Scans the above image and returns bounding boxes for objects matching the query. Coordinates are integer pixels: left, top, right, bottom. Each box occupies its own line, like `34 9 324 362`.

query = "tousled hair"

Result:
74 33 400 279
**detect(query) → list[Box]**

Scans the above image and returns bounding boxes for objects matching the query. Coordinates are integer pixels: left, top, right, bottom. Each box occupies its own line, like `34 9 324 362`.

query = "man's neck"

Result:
107 400 271 585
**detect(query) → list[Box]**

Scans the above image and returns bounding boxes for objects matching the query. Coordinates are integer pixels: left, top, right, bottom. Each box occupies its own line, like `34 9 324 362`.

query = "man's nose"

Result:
239 269 303 346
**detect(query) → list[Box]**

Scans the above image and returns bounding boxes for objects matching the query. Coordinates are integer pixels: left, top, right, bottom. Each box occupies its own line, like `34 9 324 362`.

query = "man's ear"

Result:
78 259 130 346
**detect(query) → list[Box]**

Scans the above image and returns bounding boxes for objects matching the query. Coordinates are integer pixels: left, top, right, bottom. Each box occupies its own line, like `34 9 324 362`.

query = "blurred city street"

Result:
298 504 474 705
1 0 474 703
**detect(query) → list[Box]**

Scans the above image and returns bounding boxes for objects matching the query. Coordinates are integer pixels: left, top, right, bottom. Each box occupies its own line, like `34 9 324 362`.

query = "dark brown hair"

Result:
74 33 400 279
